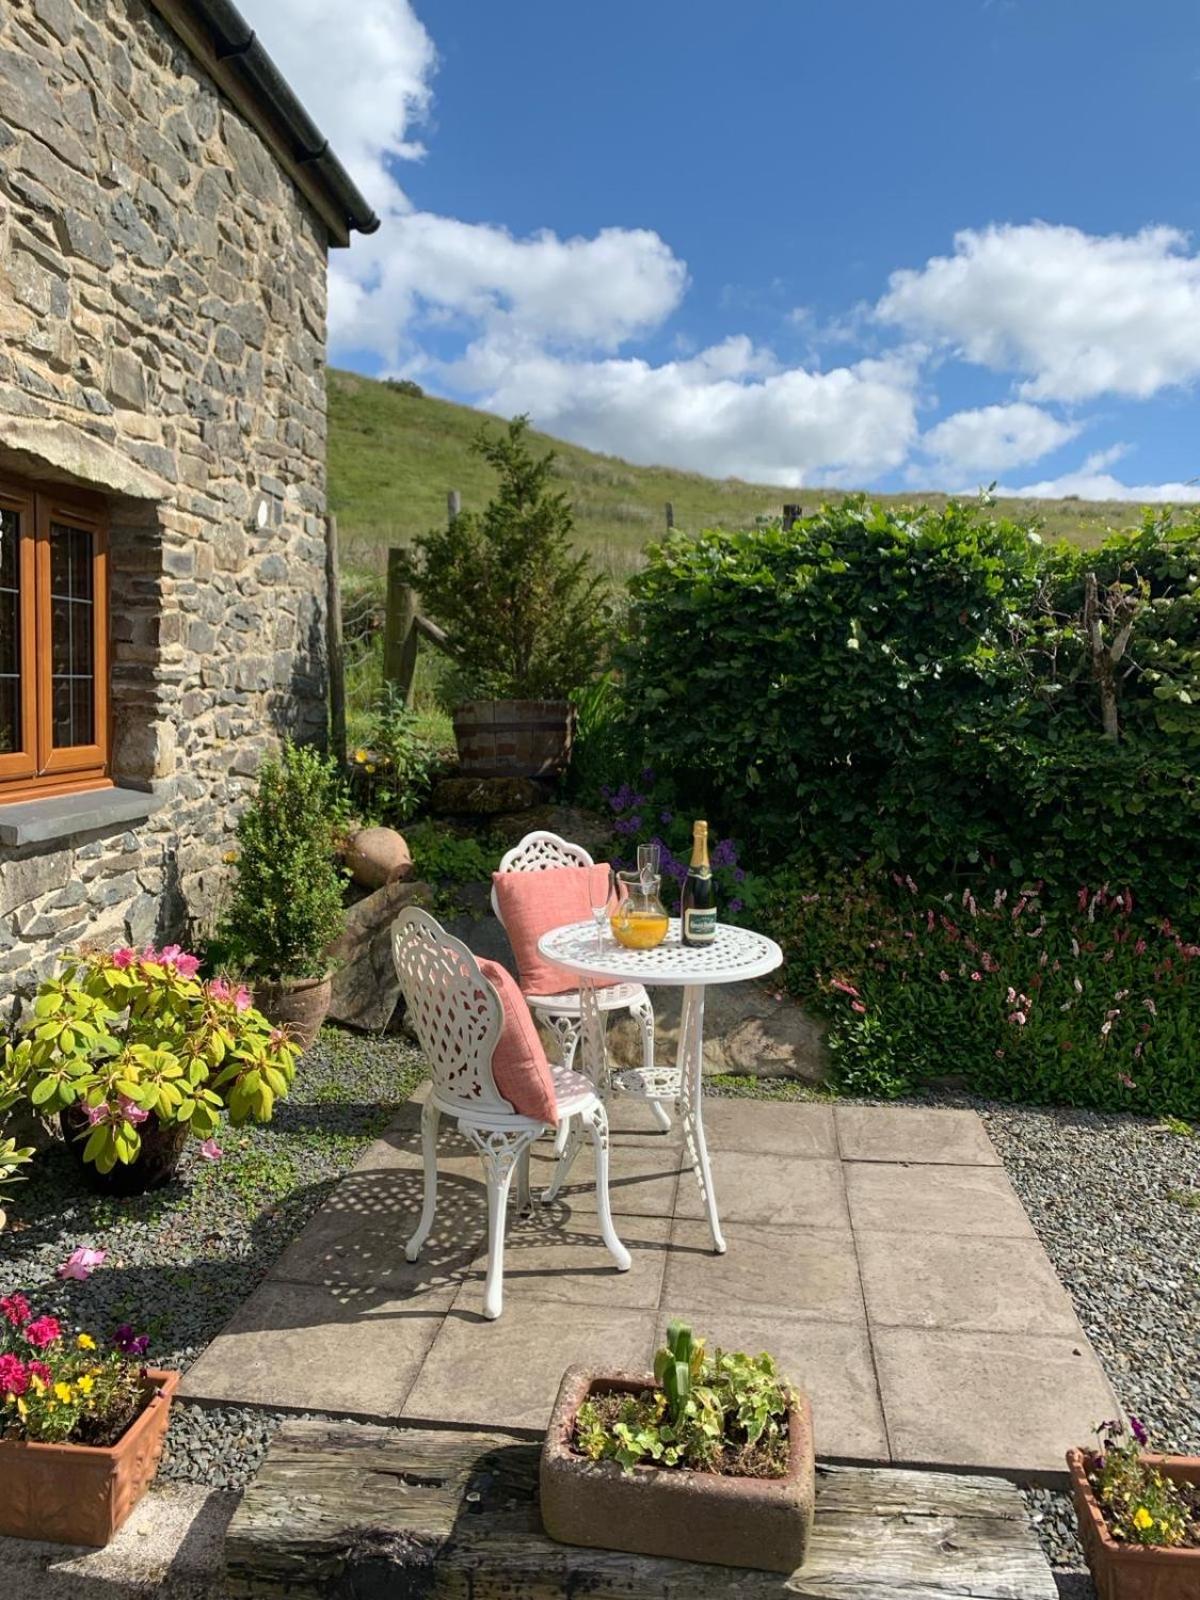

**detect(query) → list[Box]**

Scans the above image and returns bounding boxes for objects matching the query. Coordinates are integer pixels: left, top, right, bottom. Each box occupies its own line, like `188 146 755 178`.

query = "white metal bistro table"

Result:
536 918 783 1253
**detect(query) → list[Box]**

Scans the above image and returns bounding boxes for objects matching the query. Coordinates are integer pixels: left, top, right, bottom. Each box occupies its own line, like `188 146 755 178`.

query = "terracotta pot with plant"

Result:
397 418 608 781
0 1296 177 1546
10 946 301 1195
216 741 349 1048
1067 1417 1200 1600
540 1320 815 1574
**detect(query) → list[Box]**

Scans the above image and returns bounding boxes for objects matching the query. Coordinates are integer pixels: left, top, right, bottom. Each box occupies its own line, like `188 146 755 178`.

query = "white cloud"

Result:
996 447 1200 503
877 222 1200 402
922 402 1081 473
238 0 436 214
441 340 920 486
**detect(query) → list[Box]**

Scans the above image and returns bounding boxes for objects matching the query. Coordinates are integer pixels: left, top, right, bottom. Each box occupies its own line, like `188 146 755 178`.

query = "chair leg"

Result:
582 1101 631 1272
632 993 671 1131
544 1117 584 1202
516 1143 532 1215
465 1128 535 1320
405 1101 440 1263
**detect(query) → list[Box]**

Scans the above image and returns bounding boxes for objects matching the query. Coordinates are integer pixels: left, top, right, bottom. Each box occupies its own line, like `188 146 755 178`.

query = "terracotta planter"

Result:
0 1369 178 1547
1067 1448 1200 1600
452 699 575 779
59 1107 189 1197
540 1367 815 1573
345 826 413 890
253 974 332 1051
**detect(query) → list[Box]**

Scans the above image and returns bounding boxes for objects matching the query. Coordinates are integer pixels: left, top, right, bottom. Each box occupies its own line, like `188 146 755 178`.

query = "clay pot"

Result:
452 699 575 779
0 1369 178 1546
253 974 333 1051
1067 1448 1200 1600
59 1107 189 1197
540 1367 815 1573
346 826 413 890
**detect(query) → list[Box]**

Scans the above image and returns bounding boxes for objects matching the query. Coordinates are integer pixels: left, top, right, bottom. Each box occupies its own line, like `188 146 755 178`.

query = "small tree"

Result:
216 742 348 981
401 417 609 700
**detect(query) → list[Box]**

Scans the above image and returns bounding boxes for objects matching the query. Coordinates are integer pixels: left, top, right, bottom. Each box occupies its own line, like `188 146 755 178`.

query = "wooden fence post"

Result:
325 514 346 764
665 501 674 532
383 548 419 705
782 504 801 531
447 489 461 525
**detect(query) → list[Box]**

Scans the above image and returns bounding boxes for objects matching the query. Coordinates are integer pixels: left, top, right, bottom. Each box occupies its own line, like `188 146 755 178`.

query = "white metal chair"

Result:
490 830 671 1134
392 906 630 1320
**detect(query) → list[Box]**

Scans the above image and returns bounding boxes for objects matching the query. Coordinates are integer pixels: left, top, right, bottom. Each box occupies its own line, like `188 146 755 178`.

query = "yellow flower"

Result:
30 1374 46 1395
77 1333 96 1351
365 763 376 774
1133 1507 1154 1531
222 850 238 864
76 1375 94 1396
353 748 368 764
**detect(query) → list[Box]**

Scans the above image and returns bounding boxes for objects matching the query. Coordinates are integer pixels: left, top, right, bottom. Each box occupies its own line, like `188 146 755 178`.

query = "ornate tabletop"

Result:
537 919 783 988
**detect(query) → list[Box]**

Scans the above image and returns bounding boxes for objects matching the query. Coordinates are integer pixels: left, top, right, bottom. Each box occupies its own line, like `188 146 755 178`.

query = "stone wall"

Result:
0 0 332 991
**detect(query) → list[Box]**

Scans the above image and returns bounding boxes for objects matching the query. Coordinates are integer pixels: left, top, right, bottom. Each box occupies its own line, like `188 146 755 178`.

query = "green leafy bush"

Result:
348 684 441 825
398 417 610 701
619 500 1200 919
761 869 1200 1116
216 742 349 981
404 821 501 886
574 1320 792 1476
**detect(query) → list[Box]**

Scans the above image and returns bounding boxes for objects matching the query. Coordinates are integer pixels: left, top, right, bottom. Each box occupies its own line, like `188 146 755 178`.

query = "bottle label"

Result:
683 906 717 943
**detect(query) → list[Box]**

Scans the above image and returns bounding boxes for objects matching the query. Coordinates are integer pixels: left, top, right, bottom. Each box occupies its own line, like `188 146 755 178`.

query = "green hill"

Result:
327 368 1137 583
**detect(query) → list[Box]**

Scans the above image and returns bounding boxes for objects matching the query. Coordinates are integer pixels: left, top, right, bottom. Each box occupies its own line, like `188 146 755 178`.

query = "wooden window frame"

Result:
0 473 111 804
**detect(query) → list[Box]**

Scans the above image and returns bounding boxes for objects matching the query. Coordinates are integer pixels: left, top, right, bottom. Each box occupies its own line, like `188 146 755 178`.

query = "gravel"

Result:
0 1028 426 1376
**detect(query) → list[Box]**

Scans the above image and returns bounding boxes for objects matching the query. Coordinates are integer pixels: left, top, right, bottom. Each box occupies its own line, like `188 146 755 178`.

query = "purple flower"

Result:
712 838 737 870
1130 1416 1148 1446
733 867 746 884
729 899 744 914
660 809 673 824
614 818 639 836
113 1324 150 1357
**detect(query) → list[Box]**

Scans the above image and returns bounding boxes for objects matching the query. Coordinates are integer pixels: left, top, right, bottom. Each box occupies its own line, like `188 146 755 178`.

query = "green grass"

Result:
328 366 1143 588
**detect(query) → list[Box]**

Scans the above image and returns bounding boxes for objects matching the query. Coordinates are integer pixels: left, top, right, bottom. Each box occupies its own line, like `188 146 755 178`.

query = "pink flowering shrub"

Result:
6 946 301 1175
764 872 1200 1113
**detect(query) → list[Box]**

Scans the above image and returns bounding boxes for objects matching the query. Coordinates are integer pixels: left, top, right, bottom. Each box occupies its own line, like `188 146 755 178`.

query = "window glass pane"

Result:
49 521 95 749
0 506 20 755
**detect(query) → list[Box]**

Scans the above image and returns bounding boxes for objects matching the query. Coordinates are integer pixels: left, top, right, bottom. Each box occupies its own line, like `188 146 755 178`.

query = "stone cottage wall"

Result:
0 0 331 991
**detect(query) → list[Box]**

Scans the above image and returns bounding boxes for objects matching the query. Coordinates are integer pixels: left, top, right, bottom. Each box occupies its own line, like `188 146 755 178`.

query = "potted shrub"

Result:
0 1056 34 1233
398 418 609 779
0 1296 177 1546
15 946 300 1196
540 1320 815 1573
1067 1417 1200 1599
216 741 349 1046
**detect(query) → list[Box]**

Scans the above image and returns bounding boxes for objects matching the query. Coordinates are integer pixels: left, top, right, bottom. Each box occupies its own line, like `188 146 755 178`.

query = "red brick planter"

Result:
1067 1447 1200 1600
540 1366 815 1573
0 1369 179 1547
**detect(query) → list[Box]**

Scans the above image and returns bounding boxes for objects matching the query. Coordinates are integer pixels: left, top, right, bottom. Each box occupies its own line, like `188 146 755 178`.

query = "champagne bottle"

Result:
680 820 717 947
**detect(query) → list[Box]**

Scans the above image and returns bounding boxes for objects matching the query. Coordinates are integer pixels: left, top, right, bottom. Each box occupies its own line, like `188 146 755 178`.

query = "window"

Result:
0 476 109 801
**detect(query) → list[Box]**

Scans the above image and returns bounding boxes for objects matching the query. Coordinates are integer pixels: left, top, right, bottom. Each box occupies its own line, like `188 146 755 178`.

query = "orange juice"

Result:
610 908 669 950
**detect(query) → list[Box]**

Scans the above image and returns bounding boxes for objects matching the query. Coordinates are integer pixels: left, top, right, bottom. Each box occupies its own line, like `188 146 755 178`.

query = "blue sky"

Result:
247 0 1200 499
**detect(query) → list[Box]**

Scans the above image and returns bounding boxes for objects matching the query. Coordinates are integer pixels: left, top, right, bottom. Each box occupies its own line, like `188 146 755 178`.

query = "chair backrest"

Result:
490 830 595 924
391 906 512 1118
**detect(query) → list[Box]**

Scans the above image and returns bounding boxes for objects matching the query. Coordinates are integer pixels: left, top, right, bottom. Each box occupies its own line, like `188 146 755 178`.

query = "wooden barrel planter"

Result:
452 700 575 779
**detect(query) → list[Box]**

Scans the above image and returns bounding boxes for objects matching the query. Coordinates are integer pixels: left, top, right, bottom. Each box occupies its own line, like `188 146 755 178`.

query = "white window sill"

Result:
0 787 164 848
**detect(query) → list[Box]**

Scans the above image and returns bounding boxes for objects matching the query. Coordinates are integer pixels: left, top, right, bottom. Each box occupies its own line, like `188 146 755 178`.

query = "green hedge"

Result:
620 499 1200 920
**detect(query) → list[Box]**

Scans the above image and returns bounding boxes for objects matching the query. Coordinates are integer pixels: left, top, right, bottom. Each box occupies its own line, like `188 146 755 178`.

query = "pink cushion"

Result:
476 957 558 1124
492 864 620 997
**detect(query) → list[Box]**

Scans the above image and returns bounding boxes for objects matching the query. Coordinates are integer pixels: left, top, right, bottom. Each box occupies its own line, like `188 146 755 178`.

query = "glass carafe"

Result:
610 869 670 950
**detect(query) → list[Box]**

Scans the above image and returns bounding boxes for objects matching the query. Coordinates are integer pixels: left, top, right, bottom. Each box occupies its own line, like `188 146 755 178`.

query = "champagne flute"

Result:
590 866 614 954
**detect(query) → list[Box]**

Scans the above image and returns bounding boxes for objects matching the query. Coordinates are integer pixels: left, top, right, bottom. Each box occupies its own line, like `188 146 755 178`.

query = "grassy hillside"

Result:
327 367 1143 584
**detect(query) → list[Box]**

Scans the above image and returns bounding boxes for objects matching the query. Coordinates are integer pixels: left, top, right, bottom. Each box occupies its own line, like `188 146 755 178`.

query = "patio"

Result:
182 1091 1117 1480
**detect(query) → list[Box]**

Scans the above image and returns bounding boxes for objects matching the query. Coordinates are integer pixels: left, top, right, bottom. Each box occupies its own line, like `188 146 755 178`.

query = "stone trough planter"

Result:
1067 1448 1200 1600
540 1366 815 1573
0 1369 178 1547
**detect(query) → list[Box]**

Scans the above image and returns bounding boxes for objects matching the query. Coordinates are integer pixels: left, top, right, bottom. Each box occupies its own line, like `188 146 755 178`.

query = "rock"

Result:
344 827 413 891
430 776 543 817
490 804 616 860
438 912 517 978
327 879 433 1031
607 983 828 1082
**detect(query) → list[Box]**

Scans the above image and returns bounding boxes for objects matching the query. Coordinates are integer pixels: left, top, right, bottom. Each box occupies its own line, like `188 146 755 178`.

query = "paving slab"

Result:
836 1104 1001 1165
453 1211 670 1311
675 1150 850 1227
656 1306 889 1463
857 1231 1084 1336
703 1096 837 1157
665 1218 865 1323
0 1484 233 1600
404 1303 657 1432
845 1161 1036 1237
529 1138 684 1218
181 1278 450 1416
872 1325 1119 1477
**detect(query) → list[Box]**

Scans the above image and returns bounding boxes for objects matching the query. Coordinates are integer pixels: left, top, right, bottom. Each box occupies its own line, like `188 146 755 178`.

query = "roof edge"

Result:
146 0 380 247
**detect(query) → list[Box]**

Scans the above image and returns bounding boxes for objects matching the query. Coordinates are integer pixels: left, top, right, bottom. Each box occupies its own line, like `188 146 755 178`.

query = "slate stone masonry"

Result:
0 0 333 990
